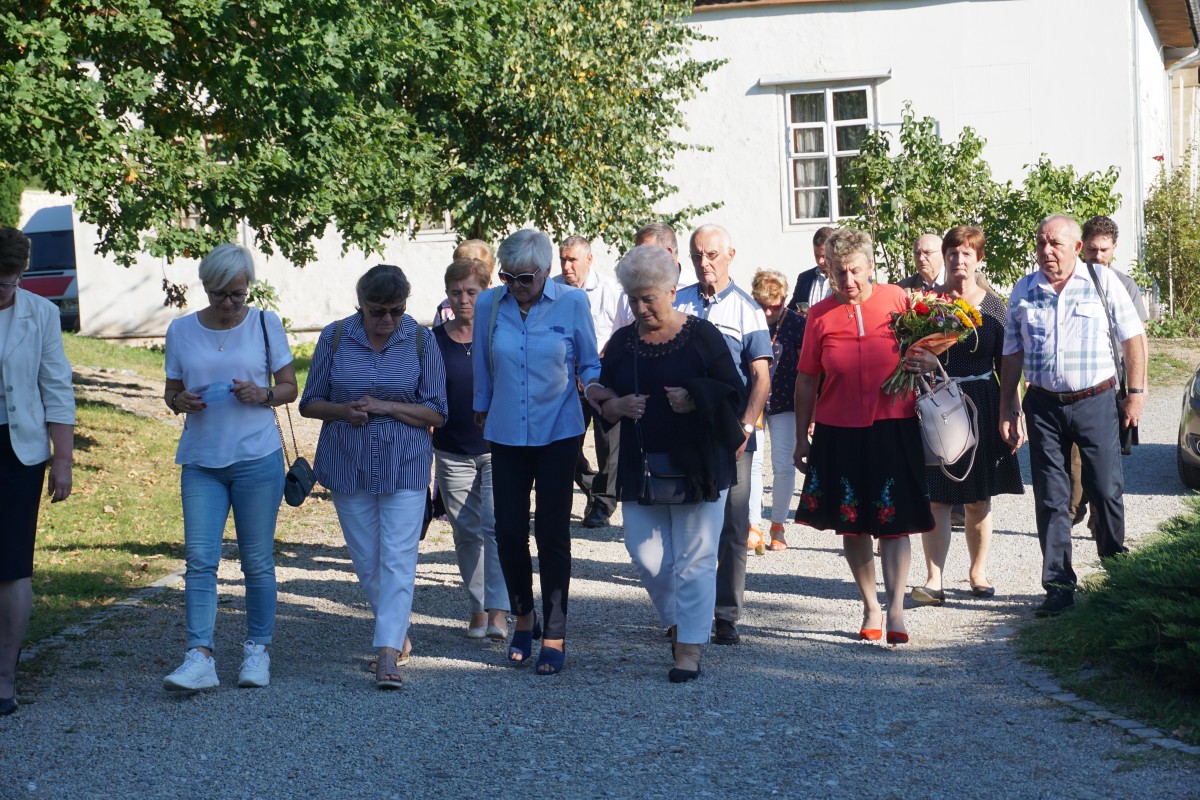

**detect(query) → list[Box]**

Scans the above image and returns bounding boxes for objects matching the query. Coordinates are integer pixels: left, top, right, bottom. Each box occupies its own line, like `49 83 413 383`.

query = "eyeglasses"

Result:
689 250 723 263
758 301 784 314
0 279 19 291
498 270 541 288
207 289 247 303
364 305 405 319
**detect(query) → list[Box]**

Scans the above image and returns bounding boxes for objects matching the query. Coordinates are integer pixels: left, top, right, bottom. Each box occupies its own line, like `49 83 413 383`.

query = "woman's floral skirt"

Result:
795 418 934 538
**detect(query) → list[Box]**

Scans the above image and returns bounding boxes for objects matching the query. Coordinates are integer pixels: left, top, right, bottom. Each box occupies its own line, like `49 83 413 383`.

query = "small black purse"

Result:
631 335 695 506
261 312 315 507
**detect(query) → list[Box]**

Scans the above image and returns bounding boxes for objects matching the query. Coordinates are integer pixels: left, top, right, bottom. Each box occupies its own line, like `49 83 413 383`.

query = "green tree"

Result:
847 104 1121 287
0 1 718 271
847 103 994 281
1142 150 1200 317
0 169 20 227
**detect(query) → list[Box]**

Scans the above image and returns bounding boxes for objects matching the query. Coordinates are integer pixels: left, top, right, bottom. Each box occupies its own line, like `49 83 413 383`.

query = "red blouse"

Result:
798 283 914 427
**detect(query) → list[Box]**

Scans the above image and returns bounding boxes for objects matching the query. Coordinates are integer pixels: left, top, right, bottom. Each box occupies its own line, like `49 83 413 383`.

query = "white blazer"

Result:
1 289 75 465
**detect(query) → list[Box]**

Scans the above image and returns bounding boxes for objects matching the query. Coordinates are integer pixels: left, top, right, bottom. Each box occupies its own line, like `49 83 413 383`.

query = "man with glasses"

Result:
673 224 772 645
896 233 945 291
554 236 621 529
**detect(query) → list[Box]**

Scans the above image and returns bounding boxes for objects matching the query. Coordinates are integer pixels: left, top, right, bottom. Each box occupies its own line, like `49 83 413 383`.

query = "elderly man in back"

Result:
555 235 622 529
999 214 1146 617
674 224 772 645
896 233 945 291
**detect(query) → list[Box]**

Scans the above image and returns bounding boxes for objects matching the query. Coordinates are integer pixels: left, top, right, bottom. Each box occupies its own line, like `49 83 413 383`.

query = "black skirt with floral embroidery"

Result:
795 419 934 537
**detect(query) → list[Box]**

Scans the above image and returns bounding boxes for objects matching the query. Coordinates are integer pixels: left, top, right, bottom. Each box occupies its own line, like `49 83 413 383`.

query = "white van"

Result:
21 205 79 330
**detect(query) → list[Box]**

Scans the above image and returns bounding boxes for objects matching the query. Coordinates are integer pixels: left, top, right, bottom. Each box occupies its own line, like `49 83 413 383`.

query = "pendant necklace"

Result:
213 309 243 351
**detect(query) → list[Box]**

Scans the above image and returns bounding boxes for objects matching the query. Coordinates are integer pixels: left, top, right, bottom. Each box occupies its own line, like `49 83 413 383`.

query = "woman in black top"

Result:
433 257 510 640
593 246 744 683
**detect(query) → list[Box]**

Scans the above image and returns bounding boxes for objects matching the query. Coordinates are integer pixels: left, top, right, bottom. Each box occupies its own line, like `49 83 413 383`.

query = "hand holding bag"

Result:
631 332 695 506
915 360 978 482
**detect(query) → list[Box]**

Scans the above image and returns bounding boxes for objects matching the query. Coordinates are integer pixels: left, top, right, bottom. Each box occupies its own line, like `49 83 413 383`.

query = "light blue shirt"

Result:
472 279 601 447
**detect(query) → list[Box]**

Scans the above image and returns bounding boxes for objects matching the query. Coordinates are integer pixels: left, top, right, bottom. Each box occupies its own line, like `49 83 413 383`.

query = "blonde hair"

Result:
824 228 875 265
751 269 788 304
453 239 495 270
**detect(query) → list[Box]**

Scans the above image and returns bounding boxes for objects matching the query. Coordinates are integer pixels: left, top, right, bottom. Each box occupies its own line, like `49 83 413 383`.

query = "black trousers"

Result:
573 396 619 517
1026 389 1127 590
491 437 577 640
0 426 47 581
715 449 753 623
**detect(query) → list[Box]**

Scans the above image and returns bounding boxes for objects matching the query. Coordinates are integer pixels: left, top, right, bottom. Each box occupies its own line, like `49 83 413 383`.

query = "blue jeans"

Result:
180 450 284 650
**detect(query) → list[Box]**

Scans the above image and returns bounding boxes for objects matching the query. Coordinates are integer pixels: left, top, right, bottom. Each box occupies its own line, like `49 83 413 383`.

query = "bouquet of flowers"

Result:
881 290 982 396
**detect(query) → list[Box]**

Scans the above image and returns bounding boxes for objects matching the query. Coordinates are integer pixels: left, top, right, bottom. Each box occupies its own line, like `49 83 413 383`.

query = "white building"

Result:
23 0 1200 339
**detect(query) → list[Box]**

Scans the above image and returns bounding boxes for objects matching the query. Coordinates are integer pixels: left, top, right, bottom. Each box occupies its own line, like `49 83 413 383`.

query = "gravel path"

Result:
2 383 1198 798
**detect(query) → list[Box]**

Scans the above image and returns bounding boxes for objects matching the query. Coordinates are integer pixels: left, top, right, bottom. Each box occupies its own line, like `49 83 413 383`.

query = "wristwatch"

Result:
1127 388 1145 394
741 422 755 435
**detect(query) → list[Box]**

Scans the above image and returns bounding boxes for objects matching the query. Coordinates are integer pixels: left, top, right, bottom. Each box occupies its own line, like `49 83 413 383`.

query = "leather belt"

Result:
1028 377 1117 405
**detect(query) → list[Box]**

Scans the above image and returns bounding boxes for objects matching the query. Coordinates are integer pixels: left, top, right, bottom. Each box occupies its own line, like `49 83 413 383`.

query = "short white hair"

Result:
498 229 554 273
690 223 733 251
198 243 256 289
616 245 677 294
1039 214 1082 243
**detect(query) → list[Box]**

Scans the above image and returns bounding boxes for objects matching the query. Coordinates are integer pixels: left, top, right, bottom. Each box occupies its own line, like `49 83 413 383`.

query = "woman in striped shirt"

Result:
300 265 448 689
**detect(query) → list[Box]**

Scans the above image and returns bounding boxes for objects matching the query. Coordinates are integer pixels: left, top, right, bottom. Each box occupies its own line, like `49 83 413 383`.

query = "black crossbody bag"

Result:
1086 264 1137 456
260 311 317 505
632 336 696 506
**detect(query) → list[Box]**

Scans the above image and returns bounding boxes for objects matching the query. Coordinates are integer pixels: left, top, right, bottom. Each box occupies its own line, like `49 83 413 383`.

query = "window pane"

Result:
835 124 867 152
833 90 868 121
791 128 824 154
790 93 825 124
794 190 830 220
793 158 828 188
836 156 862 218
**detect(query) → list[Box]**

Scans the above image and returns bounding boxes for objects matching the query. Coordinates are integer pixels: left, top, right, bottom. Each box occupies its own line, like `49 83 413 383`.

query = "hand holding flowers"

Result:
881 290 982 396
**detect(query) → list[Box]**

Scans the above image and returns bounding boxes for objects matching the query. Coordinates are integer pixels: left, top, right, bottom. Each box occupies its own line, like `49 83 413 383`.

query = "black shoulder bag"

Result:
632 334 695 506
260 310 316 506
1086 264 1137 456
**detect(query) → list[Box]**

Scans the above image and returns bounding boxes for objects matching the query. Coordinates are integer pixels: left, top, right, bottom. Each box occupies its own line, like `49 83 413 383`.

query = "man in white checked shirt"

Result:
998 215 1147 618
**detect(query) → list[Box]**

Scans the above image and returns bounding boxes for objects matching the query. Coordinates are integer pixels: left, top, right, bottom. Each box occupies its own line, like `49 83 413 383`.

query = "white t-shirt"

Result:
0 304 13 425
165 307 292 468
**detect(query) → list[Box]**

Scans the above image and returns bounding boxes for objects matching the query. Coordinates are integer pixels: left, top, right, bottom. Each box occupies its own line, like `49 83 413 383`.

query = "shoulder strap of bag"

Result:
260 309 300 463
487 286 502 377
1086 263 1126 391
631 330 647 456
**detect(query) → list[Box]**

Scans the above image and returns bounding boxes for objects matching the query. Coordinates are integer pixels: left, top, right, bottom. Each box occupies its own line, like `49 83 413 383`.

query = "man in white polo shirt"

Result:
554 235 622 529
674 224 772 645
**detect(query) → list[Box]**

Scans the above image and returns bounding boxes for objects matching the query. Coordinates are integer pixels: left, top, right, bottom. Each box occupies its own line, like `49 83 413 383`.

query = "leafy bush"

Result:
0 171 22 227
1038 501 1200 694
1142 149 1200 317
848 104 1120 287
1145 313 1200 339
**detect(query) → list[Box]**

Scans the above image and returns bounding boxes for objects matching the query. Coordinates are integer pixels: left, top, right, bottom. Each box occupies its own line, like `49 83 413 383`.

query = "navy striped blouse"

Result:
300 314 448 495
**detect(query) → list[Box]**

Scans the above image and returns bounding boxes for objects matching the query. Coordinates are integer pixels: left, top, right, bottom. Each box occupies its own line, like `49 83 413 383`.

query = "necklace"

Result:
208 308 245 351
462 341 472 357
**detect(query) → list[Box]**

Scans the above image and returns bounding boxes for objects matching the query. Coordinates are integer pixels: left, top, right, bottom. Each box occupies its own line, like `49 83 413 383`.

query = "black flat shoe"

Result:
0 696 17 716
970 584 996 598
668 665 701 683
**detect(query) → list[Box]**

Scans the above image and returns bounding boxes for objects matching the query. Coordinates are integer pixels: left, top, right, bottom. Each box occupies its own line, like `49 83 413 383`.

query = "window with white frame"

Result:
784 86 873 223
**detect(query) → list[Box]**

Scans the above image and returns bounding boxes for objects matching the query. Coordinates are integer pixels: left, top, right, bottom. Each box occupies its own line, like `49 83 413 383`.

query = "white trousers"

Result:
765 412 799 524
331 489 424 650
621 490 727 644
749 428 764 527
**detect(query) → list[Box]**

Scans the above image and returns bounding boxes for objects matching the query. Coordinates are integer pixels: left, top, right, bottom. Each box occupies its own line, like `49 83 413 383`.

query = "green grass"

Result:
28 399 185 643
63 333 166 375
1147 348 1195 390
1017 499 1200 746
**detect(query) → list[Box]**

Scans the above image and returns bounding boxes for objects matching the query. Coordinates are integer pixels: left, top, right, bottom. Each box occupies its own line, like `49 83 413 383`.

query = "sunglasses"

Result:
498 270 540 288
364 305 405 319
758 301 784 314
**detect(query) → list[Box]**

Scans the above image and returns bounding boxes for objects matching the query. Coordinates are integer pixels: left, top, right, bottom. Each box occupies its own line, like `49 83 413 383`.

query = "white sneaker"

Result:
163 648 219 691
237 641 270 688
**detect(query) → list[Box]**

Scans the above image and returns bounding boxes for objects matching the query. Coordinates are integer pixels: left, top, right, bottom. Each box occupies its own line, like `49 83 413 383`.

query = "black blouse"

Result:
599 316 745 501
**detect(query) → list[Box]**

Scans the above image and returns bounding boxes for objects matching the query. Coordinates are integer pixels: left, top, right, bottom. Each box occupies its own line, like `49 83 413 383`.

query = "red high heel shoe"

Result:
886 631 909 645
858 628 882 641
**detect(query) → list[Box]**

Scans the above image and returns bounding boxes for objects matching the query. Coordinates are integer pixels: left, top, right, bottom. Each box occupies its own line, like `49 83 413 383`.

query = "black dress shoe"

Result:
712 619 740 645
0 695 17 716
668 665 701 683
1034 588 1075 617
582 508 611 529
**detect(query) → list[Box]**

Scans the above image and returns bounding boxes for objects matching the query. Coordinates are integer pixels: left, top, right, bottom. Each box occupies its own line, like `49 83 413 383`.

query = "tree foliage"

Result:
0 1 719 268
0 169 20 227
1142 150 1200 317
847 104 1121 287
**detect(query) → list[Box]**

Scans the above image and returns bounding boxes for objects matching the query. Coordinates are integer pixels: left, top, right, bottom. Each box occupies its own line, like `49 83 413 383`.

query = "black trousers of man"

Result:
1025 389 1128 590
573 394 618 520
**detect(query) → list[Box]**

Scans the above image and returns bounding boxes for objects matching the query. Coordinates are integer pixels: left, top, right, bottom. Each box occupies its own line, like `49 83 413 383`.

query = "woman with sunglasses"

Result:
300 264 447 688
161 243 297 691
0 229 74 715
472 229 600 675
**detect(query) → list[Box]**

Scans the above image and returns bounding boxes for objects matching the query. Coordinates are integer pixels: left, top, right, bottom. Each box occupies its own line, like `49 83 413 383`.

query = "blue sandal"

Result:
507 614 542 666
535 644 566 676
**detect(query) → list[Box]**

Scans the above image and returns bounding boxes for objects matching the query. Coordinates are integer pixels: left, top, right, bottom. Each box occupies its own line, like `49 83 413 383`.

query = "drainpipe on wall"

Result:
1130 0 1148 268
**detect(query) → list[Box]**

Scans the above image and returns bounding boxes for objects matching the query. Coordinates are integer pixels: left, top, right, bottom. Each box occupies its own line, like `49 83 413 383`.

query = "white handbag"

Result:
914 361 978 482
